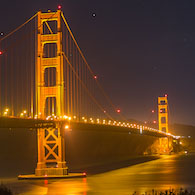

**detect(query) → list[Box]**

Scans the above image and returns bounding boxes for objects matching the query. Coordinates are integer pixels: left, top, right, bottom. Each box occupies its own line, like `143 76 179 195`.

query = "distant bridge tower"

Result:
158 95 168 133
35 10 67 176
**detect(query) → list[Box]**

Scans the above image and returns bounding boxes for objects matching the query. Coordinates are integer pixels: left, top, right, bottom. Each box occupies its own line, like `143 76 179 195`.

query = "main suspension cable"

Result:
0 13 38 43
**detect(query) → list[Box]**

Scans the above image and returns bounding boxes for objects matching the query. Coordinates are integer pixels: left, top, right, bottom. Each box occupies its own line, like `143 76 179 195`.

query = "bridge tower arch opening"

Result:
35 10 67 176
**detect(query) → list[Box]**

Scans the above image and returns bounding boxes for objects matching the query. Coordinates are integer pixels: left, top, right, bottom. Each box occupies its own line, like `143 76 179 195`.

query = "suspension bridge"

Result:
0 9 180 179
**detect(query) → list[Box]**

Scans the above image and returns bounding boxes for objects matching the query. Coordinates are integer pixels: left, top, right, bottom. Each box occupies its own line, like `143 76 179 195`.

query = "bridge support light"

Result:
58 5 62 9
116 109 121 113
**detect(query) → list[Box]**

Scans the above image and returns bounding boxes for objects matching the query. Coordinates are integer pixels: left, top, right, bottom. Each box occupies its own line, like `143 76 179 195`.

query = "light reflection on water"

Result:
2 154 195 195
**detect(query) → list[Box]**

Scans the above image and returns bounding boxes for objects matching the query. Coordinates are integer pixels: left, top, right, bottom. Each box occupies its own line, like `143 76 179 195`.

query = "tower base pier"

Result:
18 172 85 180
35 167 68 176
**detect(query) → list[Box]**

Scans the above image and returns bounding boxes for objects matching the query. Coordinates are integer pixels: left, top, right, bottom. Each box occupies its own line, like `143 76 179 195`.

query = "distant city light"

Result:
92 13 96 17
94 75 97 79
152 110 155 113
153 120 157 124
0 32 3 36
165 94 168 97
0 51 3 55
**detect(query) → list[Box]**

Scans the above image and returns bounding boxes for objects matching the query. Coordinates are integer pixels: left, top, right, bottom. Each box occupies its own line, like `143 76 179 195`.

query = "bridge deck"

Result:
0 117 169 138
0 117 55 129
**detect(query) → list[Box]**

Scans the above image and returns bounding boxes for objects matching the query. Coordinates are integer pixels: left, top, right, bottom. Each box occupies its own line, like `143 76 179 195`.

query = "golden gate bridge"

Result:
0 9 179 179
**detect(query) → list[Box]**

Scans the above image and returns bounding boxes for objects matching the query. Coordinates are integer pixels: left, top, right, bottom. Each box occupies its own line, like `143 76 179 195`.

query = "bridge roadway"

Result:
0 117 56 129
0 117 170 138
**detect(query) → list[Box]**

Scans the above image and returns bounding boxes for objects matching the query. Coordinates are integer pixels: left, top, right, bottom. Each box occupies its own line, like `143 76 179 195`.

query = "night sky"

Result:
1 0 195 126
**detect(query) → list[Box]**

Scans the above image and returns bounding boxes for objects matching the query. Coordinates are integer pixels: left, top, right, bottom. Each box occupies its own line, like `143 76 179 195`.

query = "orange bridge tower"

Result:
158 95 168 133
35 10 67 176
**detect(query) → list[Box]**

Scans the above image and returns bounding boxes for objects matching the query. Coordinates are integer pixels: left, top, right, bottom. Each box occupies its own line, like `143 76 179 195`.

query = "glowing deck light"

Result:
5 108 9 112
65 125 69 129
63 115 68 119
68 117 71 121
3 111 7 116
73 116 76 119
20 113 24 117
83 172 87 176
23 110 27 114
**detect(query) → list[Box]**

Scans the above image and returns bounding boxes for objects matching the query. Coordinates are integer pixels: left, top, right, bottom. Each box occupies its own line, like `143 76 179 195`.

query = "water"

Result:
2 154 195 195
